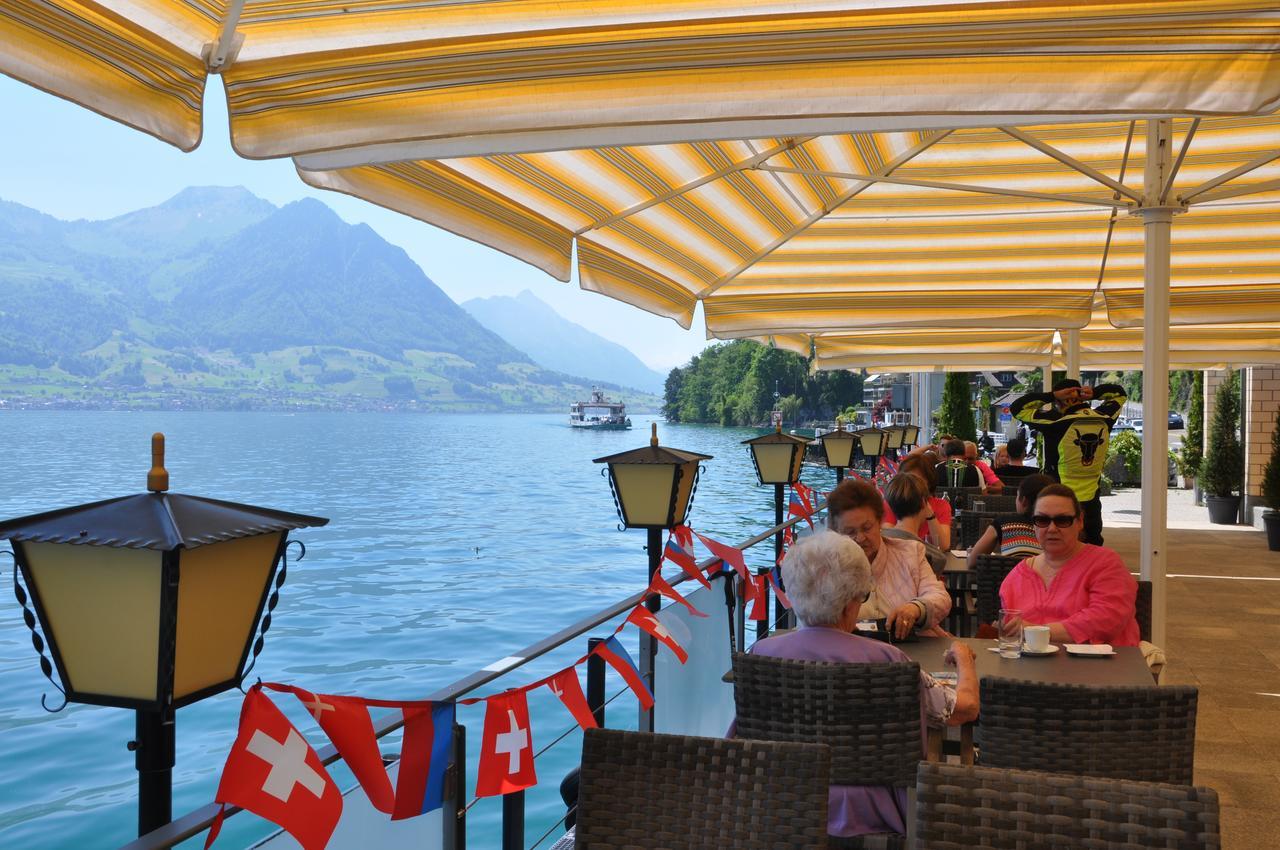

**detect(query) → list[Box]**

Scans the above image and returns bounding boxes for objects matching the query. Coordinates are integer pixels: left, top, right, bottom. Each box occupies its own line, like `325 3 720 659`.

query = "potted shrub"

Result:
1201 370 1243 524
1262 405 1280 551
1184 372 1205 502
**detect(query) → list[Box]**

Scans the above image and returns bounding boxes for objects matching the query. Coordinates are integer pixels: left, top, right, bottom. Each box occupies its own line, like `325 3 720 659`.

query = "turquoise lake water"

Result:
0 412 834 849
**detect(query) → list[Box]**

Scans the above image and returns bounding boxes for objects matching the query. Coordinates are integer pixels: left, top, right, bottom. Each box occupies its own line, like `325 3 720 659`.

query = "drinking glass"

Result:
998 608 1023 658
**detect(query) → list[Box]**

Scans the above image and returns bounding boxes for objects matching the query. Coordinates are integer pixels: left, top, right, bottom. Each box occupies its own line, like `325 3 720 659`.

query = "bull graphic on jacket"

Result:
1009 384 1127 501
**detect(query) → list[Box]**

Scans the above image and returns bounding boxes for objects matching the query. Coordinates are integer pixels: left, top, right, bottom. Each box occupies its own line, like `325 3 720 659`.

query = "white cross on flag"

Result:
204 687 342 850
626 605 689 663
475 689 537 797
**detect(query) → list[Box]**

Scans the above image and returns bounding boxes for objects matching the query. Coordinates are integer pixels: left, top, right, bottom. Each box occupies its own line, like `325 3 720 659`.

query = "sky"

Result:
0 75 714 372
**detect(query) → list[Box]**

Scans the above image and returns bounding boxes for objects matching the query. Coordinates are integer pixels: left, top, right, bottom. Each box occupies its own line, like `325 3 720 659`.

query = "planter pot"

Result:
1206 495 1241 525
1193 480 1203 507
1181 475 1195 490
1265 511 1280 552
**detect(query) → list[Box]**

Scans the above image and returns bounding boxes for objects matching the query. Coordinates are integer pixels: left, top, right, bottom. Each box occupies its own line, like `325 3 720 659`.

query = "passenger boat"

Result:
568 388 631 430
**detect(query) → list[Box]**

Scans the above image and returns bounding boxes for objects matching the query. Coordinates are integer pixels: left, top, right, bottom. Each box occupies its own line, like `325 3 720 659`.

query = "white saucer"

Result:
1020 643 1059 656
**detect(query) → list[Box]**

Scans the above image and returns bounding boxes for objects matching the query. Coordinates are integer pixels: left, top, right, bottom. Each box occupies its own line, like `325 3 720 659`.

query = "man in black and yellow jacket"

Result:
1010 378 1127 545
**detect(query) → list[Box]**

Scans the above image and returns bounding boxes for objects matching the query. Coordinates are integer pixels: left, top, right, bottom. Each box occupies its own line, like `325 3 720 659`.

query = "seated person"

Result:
827 478 952 639
737 530 978 842
998 484 1140 646
936 439 981 488
882 452 952 550
965 440 1004 494
966 473 1055 568
882 473 948 576
993 436 1040 482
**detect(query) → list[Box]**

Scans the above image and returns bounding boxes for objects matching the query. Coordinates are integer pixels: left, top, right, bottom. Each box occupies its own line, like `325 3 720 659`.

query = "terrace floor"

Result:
1100 491 1278 848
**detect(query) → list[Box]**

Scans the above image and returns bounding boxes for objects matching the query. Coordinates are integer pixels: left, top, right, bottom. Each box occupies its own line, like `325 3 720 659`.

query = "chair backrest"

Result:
576 727 831 849
915 762 1221 850
731 653 921 787
1136 579 1153 642
977 676 1198 785
971 493 1017 515
953 511 997 550
935 485 981 512
973 554 1022 625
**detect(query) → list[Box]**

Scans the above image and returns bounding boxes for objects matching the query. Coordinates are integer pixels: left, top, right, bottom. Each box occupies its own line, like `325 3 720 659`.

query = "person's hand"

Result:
887 603 920 640
1052 386 1080 404
1078 385 1094 401
944 641 976 668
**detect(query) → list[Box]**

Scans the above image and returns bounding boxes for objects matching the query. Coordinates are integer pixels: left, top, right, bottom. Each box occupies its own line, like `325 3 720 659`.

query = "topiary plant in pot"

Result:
1201 370 1243 524
1262 404 1280 551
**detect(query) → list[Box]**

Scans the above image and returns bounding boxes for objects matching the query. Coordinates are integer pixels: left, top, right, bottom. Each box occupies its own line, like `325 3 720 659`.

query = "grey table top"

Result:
900 636 1154 688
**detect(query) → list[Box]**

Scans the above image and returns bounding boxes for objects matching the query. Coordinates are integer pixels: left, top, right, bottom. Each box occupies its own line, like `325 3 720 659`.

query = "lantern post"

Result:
742 425 810 635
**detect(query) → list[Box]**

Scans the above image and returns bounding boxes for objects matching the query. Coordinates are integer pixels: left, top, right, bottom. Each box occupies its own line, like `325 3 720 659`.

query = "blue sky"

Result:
0 75 712 372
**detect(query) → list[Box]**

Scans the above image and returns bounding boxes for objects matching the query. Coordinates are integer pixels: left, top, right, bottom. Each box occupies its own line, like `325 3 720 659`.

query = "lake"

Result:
0 412 834 849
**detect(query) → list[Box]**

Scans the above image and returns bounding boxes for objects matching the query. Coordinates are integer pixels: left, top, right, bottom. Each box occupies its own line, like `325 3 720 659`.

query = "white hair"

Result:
781 530 873 627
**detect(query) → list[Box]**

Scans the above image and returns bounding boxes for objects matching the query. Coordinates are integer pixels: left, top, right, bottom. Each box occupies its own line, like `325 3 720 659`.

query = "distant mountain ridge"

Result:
0 188 659 412
463 290 665 393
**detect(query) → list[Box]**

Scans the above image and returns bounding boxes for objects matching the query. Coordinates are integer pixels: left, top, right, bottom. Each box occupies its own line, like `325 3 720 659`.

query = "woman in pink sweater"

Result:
998 483 1140 646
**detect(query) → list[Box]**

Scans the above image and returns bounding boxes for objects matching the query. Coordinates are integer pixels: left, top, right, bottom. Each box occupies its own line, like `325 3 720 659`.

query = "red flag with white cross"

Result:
543 668 598 731
475 690 538 797
282 685 395 815
205 686 342 850
626 605 689 663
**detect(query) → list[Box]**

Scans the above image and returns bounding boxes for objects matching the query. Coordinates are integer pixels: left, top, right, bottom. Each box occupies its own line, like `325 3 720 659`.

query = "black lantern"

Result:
883 424 907 456
902 423 921 450
817 419 858 484
1 433 327 836
852 427 889 472
741 425 809 486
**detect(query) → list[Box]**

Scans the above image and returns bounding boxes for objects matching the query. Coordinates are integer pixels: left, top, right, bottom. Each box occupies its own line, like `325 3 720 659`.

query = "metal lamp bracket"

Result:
8 550 67 712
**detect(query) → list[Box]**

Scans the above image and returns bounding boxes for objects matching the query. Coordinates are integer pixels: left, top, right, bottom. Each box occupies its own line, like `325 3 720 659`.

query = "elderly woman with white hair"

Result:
745 530 978 842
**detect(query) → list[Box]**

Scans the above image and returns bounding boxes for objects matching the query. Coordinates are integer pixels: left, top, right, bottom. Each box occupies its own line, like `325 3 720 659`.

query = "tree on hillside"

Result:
1180 371 1204 480
936 372 977 442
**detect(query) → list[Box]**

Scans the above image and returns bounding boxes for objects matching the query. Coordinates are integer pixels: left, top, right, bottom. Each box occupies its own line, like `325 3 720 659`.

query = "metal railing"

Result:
118 502 825 850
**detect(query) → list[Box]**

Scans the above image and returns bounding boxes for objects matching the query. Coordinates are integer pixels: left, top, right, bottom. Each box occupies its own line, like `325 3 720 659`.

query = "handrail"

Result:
118 501 827 850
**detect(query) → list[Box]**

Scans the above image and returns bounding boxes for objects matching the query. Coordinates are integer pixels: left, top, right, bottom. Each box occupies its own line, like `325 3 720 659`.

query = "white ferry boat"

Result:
568 388 631 430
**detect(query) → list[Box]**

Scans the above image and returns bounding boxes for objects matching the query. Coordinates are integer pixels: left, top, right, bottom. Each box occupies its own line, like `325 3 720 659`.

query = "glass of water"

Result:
998 608 1023 658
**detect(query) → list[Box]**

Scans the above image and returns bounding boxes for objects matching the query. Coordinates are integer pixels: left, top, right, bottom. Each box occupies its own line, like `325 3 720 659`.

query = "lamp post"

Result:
742 425 810 635
595 423 711 730
817 418 858 484
852 427 889 477
1 434 327 836
901 423 921 451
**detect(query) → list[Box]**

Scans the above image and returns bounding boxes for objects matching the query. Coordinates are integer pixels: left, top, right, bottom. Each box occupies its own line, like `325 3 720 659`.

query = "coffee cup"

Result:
1024 625 1051 652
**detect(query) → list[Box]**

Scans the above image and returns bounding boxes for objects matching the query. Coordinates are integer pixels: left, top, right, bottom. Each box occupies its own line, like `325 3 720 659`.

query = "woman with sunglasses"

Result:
998 484 1140 646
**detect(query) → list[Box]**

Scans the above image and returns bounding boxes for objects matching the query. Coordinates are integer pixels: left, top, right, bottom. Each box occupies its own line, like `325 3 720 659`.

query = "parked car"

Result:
1169 411 1185 429
1112 418 1135 432
1132 418 1144 435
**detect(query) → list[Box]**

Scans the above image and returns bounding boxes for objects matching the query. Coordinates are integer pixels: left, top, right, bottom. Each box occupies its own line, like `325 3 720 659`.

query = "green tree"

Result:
936 372 977 442
778 394 803 425
977 386 993 432
1201 370 1243 497
1121 370 1143 402
1179 371 1204 479
662 367 684 420
1262 405 1280 510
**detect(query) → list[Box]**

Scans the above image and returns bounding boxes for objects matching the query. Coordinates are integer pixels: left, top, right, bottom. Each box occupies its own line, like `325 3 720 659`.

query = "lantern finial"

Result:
835 416 844 430
650 422 658 447
775 422 782 434
147 433 168 493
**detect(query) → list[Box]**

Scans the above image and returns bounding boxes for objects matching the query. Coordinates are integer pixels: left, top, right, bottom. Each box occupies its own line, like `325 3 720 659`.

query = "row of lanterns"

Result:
1 418 918 840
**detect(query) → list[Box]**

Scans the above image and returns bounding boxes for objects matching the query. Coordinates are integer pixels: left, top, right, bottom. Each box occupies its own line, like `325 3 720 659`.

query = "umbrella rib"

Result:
205 0 246 73
697 129 952 299
1095 120 1136 294
1190 175 1280 206
1180 147 1280 204
1160 118 1200 205
757 165 1128 210
574 137 811 235
998 126 1142 203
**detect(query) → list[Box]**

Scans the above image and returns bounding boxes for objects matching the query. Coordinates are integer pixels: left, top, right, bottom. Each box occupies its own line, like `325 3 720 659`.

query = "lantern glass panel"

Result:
822 434 856 468
174 532 282 701
752 443 797 484
671 460 699 526
904 424 920 445
885 428 905 450
23 542 161 701
858 431 886 457
612 463 678 526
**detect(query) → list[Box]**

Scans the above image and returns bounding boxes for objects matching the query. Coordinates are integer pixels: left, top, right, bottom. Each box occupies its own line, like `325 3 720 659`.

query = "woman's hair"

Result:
899 453 937 490
884 473 929 519
825 478 885 528
1017 473 1056 515
780 530 873 627
1034 483 1082 516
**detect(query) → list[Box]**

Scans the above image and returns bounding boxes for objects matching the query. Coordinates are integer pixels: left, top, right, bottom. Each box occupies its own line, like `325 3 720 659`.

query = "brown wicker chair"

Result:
731 653 923 850
953 511 996 550
575 727 831 849
973 554 1022 627
915 761 1221 850
1136 579 1153 642
977 676 1198 785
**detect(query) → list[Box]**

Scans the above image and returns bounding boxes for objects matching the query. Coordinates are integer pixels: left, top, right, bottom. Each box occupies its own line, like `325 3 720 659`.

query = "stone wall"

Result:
1245 367 1280 526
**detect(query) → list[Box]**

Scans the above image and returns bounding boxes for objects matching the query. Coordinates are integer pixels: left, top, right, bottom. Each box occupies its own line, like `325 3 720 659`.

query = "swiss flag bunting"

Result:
695 531 757 604
476 690 538 798
648 568 708 618
671 524 694 549
626 605 689 663
205 686 342 850
748 575 770 621
543 668 597 730
768 567 792 610
663 537 710 589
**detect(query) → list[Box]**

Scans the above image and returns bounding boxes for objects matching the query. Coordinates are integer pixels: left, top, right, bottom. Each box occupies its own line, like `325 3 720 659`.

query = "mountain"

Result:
463 290 666 393
0 188 659 412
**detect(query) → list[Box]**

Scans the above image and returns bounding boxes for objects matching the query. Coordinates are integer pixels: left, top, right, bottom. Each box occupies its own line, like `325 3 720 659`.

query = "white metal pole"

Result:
1137 119 1175 650
1065 329 1082 381
1043 359 1054 393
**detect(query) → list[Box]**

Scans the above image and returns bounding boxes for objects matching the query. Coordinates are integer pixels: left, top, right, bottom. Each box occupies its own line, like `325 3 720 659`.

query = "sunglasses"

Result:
1032 513 1078 528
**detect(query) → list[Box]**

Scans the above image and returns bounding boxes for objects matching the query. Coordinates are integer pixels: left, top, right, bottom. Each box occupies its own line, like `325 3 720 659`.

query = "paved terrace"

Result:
1102 488 1278 847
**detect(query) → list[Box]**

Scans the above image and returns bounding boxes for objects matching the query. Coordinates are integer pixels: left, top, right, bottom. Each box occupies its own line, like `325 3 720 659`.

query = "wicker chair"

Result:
935 485 982 513
977 676 1198 785
575 727 831 849
731 653 922 850
915 762 1220 850
952 511 996 550
973 554 1022 627
1136 579 1153 642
